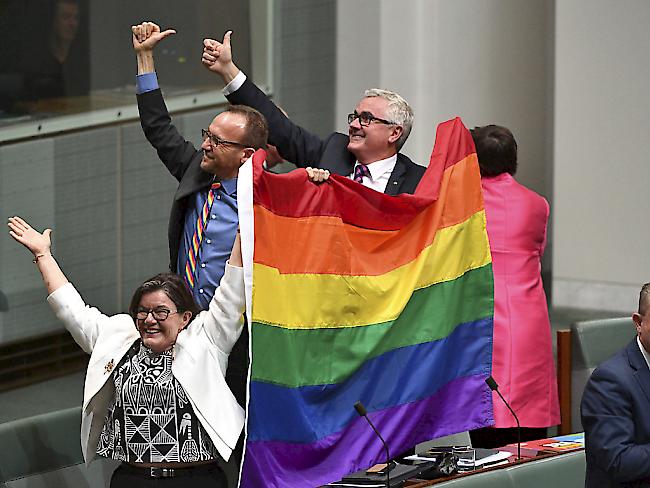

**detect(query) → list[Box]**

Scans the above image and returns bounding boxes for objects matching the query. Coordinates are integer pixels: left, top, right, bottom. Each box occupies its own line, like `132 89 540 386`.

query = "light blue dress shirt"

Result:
136 71 238 309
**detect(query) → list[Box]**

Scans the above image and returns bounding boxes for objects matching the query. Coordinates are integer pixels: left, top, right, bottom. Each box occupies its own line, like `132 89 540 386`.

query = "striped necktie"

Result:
184 181 221 289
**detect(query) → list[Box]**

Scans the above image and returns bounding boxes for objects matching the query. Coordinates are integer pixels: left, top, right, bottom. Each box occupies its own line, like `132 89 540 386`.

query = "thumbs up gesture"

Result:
132 21 176 53
202 31 239 83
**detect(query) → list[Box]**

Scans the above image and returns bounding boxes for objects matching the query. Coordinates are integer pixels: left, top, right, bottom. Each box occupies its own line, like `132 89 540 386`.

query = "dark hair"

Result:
226 105 268 150
129 273 200 322
639 283 650 315
470 125 518 177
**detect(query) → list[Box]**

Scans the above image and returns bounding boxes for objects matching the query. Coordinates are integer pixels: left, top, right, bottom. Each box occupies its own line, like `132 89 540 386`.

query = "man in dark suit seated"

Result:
581 283 650 488
201 32 426 196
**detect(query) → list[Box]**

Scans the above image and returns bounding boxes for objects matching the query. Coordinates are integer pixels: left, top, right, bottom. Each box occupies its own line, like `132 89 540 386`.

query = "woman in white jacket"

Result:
7 216 245 488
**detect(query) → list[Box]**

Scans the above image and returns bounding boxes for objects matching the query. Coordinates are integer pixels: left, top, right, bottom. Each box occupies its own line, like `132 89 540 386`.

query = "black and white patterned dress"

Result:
97 342 220 463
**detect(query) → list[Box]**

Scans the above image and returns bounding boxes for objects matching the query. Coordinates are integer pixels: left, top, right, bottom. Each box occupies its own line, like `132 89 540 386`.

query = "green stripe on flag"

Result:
251 264 494 387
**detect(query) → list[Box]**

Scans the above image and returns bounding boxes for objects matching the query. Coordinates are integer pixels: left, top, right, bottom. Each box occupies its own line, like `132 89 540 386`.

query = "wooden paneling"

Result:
556 329 572 435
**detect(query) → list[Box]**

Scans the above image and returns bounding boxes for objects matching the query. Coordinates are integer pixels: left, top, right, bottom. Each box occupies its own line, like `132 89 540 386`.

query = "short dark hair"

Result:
226 105 268 150
639 283 650 315
129 273 201 323
470 125 518 177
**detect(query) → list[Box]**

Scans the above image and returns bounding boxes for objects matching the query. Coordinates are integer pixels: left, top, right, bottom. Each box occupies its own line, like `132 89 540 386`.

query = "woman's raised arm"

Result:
7 216 68 294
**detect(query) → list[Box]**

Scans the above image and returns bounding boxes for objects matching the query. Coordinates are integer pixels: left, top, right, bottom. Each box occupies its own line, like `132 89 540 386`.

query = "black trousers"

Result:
110 463 228 488
224 318 249 487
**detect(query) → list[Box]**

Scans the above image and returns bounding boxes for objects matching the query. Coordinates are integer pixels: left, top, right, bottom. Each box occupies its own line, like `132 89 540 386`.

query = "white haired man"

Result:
202 32 425 195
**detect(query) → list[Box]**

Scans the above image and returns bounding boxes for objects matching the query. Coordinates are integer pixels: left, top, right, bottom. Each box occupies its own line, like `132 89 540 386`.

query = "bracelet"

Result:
32 253 51 264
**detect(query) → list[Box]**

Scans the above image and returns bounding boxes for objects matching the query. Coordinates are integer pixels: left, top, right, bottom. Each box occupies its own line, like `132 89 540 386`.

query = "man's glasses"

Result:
201 129 247 149
135 307 179 321
347 111 395 127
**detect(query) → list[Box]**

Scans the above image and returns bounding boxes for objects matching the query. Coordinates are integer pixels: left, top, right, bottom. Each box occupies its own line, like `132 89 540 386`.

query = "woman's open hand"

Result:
7 216 52 257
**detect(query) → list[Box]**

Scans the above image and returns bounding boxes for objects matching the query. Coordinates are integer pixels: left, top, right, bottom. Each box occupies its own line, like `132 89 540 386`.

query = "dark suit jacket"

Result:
137 88 213 272
136 88 248 408
226 77 426 195
581 339 650 488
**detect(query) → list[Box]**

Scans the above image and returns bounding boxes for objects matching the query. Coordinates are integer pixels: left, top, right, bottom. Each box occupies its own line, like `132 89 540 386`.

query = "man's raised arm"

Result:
201 30 328 167
133 21 199 182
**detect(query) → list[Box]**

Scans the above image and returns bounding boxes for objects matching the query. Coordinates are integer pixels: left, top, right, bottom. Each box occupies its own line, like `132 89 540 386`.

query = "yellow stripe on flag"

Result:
252 210 491 329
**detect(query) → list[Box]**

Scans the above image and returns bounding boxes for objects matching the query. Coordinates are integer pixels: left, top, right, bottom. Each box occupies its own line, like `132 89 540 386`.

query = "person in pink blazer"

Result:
469 125 560 448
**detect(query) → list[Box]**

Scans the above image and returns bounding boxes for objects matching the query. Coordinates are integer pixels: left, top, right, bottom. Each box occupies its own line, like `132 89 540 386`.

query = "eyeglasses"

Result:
201 129 247 149
135 307 179 321
347 111 395 127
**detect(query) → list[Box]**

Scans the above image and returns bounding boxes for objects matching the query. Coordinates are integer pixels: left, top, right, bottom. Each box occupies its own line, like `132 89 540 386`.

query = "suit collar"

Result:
627 339 650 405
627 338 647 371
84 332 138 412
636 336 650 370
385 154 408 196
175 158 213 201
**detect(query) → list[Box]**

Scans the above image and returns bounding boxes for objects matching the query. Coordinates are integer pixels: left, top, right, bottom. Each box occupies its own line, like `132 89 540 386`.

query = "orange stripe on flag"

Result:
254 154 482 276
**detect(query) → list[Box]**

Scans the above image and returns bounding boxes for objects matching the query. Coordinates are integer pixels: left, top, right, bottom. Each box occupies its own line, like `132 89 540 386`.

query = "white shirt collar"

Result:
637 336 650 370
354 154 398 182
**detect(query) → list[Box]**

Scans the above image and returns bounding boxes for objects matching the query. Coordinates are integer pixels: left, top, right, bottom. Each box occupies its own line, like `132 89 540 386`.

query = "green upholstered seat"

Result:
0 407 83 482
572 318 635 370
434 450 585 488
0 407 117 488
507 450 585 488
434 468 514 487
571 317 635 431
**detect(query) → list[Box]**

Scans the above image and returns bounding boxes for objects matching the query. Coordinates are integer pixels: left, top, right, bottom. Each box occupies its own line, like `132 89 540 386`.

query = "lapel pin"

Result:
104 359 115 374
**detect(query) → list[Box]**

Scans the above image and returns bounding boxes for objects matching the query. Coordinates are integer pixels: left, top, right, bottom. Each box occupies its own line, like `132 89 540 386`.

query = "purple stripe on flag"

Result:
241 373 493 488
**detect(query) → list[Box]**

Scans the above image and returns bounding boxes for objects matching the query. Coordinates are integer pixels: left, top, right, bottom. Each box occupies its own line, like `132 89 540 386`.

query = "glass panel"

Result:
0 0 252 126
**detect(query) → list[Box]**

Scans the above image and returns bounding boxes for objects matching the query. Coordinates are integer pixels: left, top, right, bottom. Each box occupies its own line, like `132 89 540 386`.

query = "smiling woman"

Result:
6 216 245 488
129 276 198 353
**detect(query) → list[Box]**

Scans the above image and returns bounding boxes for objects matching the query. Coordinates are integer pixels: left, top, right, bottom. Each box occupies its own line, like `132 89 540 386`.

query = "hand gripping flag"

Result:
237 117 494 487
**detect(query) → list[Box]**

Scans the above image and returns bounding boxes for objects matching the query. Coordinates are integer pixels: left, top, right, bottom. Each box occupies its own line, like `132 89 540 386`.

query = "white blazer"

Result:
46 264 246 464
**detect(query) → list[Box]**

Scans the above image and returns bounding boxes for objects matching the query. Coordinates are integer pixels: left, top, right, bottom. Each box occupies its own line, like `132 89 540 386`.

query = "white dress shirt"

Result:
223 71 247 96
350 156 398 193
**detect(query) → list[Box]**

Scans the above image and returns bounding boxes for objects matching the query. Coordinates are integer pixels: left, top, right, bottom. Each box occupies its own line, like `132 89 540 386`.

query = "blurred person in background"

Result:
23 0 89 101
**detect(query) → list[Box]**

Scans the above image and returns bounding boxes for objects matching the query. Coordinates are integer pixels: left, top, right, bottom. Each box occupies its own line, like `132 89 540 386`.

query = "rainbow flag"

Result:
237 117 494 487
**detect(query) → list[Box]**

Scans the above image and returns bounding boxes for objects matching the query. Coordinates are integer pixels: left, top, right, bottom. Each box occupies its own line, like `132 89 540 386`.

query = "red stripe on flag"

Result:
250 118 477 231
